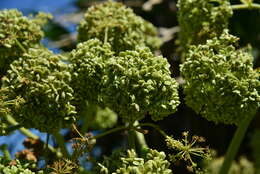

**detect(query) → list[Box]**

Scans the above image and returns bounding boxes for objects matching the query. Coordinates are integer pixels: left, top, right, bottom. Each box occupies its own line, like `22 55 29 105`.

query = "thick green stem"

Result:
5 114 38 139
128 129 136 150
231 3 260 10
81 103 98 133
135 131 148 149
138 123 168 138
53 131 70 158
104 27 108 44
219 114 255 174
93 125 127 139
15 39 27 53
5 114 62 157
133 121 148 149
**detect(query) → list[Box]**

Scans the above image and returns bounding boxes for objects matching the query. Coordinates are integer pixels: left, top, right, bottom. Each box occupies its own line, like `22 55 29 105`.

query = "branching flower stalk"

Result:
231 3 260 10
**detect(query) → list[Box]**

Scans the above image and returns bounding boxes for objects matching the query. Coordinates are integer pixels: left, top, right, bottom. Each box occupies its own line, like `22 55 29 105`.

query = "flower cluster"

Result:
99 148 172 174
69 39 114 110
166 132 211 172
0 89 25 135
0 157 44 174
90 106 118 129
199 156 255 174
180 30 260 125
102 47 180 122
0 9 51 75
2 48 76 133
70 39 179 123
77 1 161 53
177 0 232 50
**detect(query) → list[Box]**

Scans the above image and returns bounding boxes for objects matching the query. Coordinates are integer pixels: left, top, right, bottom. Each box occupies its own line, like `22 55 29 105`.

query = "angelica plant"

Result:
98 148 172 174
69 39 114 110
77 1 161 53
199 156 255 174
1 0 260 173
70 39 179 123
177 0 232 50
101 47 180 123
166 132 211 172
0 157 44 174
180 30 259 125
0 9 51 75
1 48 76 133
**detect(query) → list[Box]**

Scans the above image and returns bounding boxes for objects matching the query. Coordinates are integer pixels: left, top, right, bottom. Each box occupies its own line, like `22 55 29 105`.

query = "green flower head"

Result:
98 148 172 174
77 1 161 53
69 39 114 110
102 47 180 123
177 0 232 50
180 30 260 125
0 9 51 75
2 48 76 133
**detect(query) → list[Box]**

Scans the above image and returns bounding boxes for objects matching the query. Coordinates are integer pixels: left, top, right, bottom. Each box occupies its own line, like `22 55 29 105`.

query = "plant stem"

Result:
104 27 108 44
219 114 255 174
5 114 38 139
231 3 260 10
5 114 62 157
128 129 136 150
15 39 27 53
135 131 148 149
133 121 148 149
81 103 97 134
138 123 168 138
93 125 127 139
72 124 85 139
53 131 70 158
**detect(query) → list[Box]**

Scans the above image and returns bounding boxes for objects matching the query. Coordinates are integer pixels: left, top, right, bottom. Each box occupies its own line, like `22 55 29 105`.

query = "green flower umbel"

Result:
180 30 260 125
69 39 114 110
77 1 161 53
2 48 76 133
102 47 180 123
177 0 232 50
98 149 172 174
0 9 51 75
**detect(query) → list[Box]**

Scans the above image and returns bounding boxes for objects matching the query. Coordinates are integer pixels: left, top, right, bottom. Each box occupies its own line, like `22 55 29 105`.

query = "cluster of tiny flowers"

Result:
90 106 118 129
70 39 179 123
99 149 172 174
0 89 25 135
198 156 255 174
102 47 180 122
77 1 161 53
180 30 260 125
2 48 76 133
0 158 44 174
69 39 114 110
177 0 232 50
166 132 211 171
0 9 51 75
